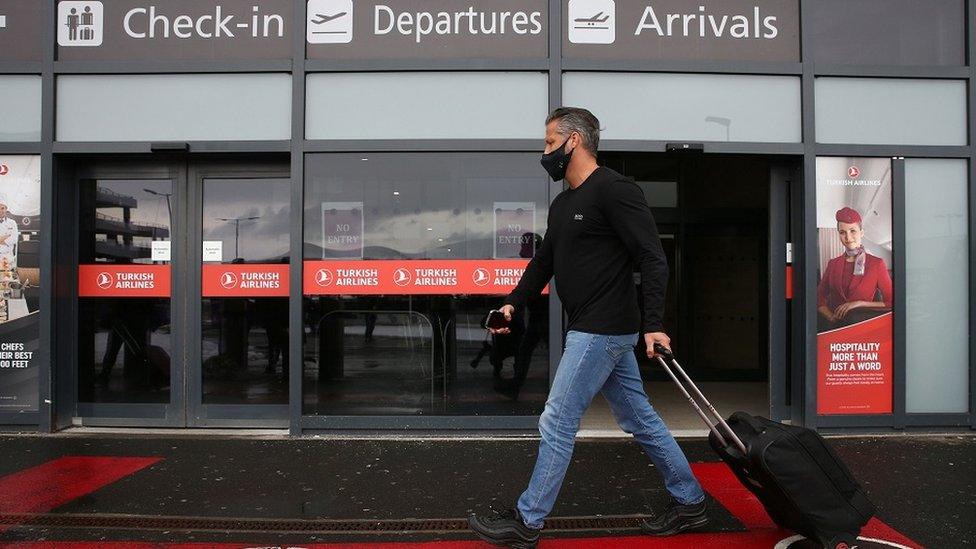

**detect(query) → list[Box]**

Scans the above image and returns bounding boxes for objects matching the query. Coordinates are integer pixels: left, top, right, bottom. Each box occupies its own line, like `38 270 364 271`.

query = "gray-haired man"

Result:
468 108 707 548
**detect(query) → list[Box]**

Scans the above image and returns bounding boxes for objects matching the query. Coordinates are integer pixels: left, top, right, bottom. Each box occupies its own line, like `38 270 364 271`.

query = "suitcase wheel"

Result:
827 533 858 549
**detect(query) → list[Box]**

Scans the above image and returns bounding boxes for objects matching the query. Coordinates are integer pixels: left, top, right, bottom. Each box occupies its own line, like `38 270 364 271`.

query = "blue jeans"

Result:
517 330 705 529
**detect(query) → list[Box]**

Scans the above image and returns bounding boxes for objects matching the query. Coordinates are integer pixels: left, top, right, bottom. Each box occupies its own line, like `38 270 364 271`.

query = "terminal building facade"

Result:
0 0 973 434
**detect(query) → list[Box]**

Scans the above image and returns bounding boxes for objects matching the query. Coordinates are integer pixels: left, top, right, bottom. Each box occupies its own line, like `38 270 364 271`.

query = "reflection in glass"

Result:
203 178 290 264
303 153 553 416
78 179 172 403
302 295 549 416
201 178 289 405
201 297 288 405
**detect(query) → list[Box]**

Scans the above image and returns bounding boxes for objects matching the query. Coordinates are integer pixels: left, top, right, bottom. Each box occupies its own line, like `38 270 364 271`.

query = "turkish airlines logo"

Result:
848 166 861 179
472 268 491 287
314 268 334 287
393 268 412 287
96 272 114 290
219 272 238 290
0 164 8 176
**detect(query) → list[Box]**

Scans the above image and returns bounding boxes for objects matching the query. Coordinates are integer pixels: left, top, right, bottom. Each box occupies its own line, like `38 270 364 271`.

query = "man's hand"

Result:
489 304 515 335
644 332 671 359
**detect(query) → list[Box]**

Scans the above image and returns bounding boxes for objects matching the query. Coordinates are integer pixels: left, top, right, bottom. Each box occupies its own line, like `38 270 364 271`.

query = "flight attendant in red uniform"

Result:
817 207 893 330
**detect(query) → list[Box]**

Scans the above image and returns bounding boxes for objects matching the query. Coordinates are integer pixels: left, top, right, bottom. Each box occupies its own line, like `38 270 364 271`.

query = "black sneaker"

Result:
641 497 708 536
467 507 540 549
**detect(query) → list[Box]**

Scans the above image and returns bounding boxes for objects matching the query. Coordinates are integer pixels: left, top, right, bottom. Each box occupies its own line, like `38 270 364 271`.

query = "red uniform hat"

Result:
835 207 862 224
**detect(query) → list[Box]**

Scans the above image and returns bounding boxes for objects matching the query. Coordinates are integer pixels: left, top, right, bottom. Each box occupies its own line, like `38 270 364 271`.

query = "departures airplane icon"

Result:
310 12 346 25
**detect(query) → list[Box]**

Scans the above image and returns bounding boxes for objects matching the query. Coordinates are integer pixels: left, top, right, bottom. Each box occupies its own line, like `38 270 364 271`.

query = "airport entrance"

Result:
60 155 291 427
582 153 796 432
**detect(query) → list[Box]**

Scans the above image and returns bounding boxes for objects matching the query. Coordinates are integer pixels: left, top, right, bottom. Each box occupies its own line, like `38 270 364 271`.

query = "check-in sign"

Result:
56 0 293 60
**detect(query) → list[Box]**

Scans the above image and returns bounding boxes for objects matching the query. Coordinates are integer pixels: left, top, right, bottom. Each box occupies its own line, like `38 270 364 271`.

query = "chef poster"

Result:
0 156 41 413
815 157 893 415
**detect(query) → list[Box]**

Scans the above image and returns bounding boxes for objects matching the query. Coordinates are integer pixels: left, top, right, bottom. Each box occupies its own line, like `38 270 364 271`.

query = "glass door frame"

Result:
70 157 188 427
186 159 290 428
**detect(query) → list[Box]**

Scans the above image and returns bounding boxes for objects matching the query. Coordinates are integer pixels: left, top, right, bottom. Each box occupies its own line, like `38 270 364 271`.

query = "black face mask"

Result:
540 136 574 182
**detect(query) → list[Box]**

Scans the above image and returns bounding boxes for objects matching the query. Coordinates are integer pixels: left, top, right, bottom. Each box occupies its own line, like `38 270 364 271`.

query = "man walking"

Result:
468 108 707 548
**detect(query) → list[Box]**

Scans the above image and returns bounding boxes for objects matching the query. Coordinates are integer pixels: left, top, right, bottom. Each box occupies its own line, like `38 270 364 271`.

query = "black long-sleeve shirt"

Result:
505 166 668 335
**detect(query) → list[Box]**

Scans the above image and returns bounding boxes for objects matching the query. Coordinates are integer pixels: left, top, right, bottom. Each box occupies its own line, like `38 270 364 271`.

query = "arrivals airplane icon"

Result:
574 12 610 25
311 12 347 25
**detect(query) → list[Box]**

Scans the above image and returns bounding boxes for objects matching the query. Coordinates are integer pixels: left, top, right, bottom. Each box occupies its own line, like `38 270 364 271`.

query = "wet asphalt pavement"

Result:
0 433 972 547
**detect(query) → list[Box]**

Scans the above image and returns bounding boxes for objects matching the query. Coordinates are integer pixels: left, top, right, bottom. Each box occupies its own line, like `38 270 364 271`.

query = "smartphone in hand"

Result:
481 309 510 330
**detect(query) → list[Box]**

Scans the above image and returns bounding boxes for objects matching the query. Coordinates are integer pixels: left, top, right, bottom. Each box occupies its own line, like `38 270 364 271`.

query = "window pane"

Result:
201 178 290 405
815 78 967 146
0 76 41 142
57 74 291 142
78 180 173 404
305 72 548 140
302 153 552 416
809 0 965 66
905 159 969 413
563 72 801 143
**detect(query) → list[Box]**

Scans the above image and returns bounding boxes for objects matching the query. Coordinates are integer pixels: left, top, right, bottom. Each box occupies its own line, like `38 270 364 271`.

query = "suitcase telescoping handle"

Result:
653 344 748 455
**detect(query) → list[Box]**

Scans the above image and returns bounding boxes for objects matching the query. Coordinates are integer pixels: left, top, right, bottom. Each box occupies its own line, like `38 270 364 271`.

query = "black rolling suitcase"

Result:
653 345 875 549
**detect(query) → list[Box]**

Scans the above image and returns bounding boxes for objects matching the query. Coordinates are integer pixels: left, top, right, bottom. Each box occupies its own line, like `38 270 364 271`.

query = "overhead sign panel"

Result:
563 0 800 62
306 0 549 60
56 0 293 61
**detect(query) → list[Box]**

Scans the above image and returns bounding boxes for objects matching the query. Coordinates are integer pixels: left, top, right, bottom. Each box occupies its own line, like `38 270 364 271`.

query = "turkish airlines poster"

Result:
304 259 547 296
0 156 41 413
815 157 893 415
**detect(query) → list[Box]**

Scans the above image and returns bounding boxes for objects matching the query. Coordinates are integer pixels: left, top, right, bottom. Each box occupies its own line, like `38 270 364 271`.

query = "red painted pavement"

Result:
0 456 161 534
0 460 921 548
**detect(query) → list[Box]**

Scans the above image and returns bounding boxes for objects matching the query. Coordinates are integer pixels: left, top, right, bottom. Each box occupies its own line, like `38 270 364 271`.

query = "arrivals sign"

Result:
303 259 548 296
815 157 894 415
202 264 289 297
78 264 171 297
306 0 548 59
563 0 799 62
0 1 44 61
56 0 293 61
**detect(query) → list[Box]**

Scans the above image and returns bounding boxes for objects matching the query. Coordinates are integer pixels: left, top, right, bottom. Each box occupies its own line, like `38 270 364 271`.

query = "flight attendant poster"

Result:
815 157 893 415
0 156 41 413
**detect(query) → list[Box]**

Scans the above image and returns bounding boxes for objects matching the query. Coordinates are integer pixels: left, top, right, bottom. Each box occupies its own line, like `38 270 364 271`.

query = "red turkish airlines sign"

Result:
202 264 289 297
78 265 171 298
303 260 549 296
